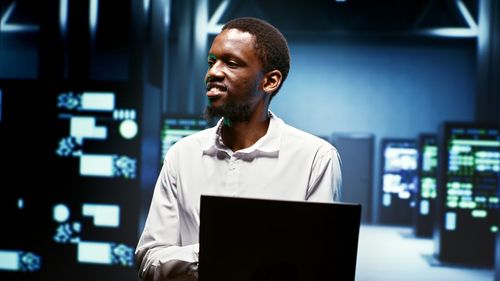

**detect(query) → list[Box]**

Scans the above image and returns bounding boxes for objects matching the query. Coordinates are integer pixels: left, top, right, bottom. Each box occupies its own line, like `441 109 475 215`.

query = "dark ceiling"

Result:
212 0 478 34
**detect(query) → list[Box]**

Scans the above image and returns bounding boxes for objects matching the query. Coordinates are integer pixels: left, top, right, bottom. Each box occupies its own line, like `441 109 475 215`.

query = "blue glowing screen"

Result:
0 82 141 281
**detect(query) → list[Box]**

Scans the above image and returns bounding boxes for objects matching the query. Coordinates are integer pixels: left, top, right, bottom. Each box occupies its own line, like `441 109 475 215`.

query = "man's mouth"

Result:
206 83 227 98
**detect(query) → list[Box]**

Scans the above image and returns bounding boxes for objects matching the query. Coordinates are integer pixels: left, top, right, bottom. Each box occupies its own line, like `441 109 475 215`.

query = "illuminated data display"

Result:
435 123 499 267
379 139 418 225
160 116 208 164
0 82 141 281
414 134 438 237
55 90 139 178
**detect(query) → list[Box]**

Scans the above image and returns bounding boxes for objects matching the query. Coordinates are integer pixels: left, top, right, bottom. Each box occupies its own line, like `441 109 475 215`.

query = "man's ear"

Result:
262 70 283 96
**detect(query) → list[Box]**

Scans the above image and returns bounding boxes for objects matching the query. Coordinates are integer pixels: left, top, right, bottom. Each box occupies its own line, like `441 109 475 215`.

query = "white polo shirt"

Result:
136 112 342 280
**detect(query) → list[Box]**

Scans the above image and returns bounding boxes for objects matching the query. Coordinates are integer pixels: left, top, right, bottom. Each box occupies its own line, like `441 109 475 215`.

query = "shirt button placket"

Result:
225 156 239 196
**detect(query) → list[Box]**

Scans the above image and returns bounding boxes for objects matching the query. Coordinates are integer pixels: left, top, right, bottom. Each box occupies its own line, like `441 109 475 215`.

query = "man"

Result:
135 17 342 281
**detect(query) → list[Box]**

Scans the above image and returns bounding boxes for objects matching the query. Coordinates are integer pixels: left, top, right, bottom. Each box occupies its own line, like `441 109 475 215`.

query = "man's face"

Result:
204 28 265 122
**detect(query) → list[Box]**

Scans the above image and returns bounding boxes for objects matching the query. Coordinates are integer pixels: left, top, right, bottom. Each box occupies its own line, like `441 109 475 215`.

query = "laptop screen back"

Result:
199 195 362 281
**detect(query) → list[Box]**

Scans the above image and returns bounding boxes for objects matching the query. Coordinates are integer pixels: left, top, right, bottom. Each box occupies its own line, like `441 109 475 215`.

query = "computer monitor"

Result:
379 138 418 225
160 115 209 165
414 134 438 237
434 122 499 267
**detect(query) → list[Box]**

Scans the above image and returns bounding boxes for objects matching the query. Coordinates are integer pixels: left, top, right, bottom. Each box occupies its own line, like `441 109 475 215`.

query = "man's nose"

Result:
206 61 224 80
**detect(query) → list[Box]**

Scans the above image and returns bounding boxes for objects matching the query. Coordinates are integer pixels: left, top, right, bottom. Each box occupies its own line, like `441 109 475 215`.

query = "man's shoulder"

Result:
280 122 336 152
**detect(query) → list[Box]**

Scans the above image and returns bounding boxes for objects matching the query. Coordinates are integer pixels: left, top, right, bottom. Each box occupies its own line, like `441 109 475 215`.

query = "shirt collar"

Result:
202 111 283 159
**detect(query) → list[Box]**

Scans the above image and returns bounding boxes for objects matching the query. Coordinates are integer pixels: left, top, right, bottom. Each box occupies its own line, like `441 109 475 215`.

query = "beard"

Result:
204 100 252 123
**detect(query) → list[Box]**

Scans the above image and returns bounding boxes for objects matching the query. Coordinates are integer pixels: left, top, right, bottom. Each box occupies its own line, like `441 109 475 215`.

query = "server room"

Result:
0 0 498 280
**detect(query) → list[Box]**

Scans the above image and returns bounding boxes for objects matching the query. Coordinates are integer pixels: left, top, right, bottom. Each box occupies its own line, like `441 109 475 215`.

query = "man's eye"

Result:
227 61 239 68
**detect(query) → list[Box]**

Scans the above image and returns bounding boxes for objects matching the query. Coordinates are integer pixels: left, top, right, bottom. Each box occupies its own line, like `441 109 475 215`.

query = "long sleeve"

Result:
306 146 342 202
135 152 199 281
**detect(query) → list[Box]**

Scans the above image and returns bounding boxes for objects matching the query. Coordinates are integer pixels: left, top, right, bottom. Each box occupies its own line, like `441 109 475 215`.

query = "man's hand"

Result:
143 260 198 281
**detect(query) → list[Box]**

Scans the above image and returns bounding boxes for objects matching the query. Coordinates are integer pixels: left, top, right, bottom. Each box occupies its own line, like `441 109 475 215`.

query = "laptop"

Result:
198 195 362 281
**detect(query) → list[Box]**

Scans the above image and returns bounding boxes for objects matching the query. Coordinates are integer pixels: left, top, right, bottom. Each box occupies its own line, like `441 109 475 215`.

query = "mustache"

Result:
205 81 227 91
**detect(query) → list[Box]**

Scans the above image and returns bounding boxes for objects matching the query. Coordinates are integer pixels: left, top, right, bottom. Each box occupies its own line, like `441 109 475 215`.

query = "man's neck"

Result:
221 110 270 152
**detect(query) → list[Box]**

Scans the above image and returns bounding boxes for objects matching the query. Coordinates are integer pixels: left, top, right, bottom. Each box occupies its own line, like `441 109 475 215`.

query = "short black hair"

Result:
222 17 290 97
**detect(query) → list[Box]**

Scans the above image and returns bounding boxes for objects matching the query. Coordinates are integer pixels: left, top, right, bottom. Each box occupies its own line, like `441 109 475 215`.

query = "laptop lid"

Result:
199 195 362 281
